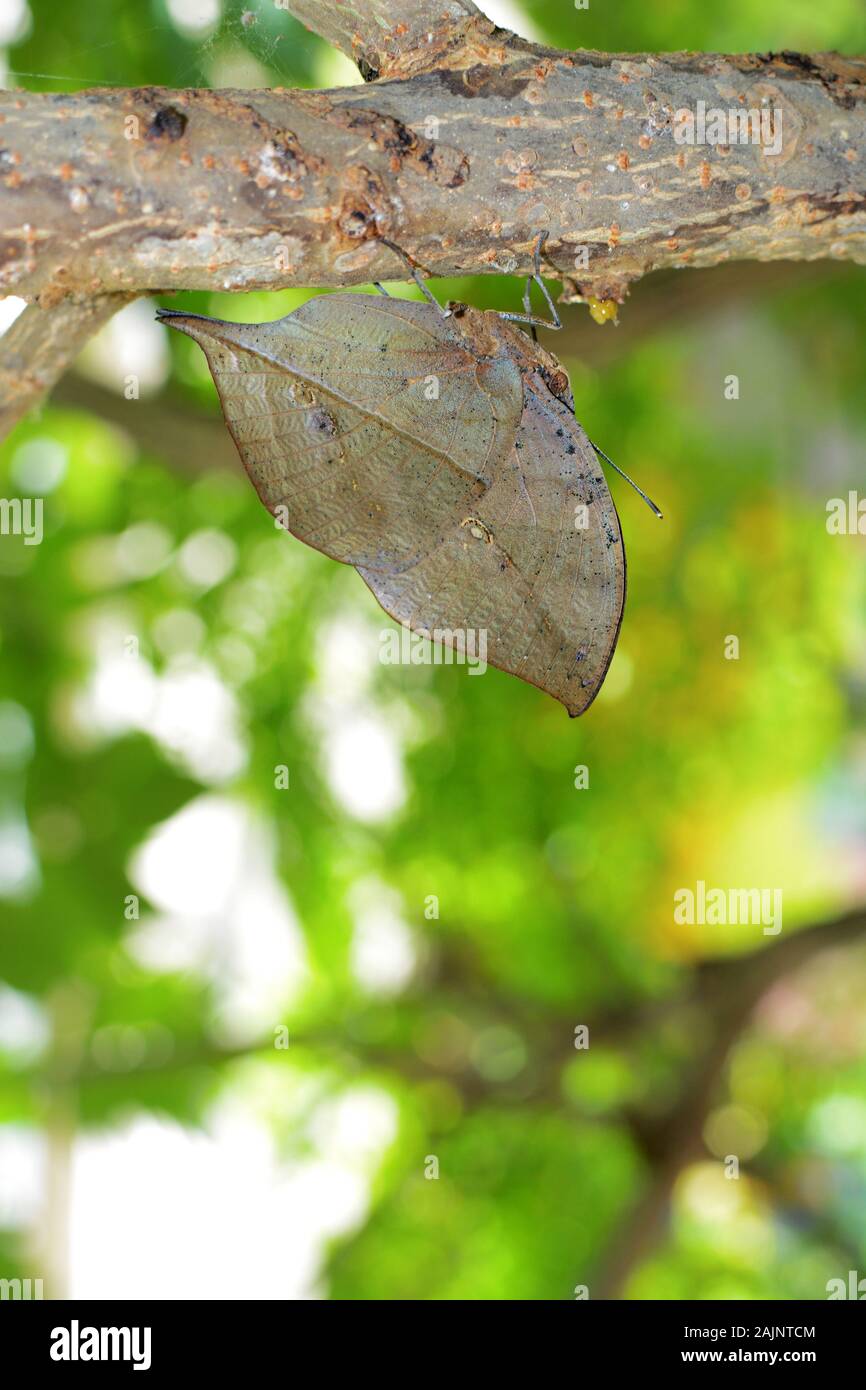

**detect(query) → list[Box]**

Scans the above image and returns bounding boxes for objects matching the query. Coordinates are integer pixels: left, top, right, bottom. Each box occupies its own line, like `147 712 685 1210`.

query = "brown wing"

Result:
357 345 625 716
158 296 523 573
161 299 624 714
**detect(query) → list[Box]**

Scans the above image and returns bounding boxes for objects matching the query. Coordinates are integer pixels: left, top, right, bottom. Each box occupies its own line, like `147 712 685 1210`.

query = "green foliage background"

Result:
2 0 866 1300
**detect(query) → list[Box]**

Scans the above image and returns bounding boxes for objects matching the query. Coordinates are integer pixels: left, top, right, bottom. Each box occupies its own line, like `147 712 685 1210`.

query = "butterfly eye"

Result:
546 369 569 397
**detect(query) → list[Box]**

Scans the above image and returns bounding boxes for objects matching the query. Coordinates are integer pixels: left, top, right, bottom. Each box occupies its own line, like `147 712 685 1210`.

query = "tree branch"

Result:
591 905 866 1299
1 48 863 313
0 294 132 438
283 0 504 81
1 1 864 434
51 374 240 473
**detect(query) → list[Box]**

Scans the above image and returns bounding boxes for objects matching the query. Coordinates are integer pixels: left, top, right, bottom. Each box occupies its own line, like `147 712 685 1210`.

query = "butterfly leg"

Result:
377 237 451 317
522 270 538 344
498 231 563 333
373 282 391 297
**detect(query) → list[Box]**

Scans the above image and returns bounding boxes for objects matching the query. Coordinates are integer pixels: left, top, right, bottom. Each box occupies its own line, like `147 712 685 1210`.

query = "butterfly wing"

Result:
158 296 522 574
358 339 625 716
162 299 625 714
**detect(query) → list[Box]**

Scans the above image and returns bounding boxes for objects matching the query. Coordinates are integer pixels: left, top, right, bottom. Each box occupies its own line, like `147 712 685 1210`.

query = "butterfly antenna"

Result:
499 231 562 334
378 237 451 317
591 441 663 518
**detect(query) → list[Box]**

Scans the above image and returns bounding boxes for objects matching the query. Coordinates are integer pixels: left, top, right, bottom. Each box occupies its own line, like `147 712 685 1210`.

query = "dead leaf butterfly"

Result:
158 236 660 715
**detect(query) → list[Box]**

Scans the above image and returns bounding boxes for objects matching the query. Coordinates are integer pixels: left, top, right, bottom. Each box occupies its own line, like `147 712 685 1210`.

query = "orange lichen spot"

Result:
58 162 74 181
768 185 788 204
236 158 250 175
516 171 536 190
507 115 522 127
666 237 679 251
202 154 216 170
179 150 192 166
608 223 620 248
583 90 594 108
4 170 21 188
677 151 687 170
586 296 619 325
614 107 624 121
638 134 651 149
561 56 574 67
618 72 631 83
394 22 408 35
699 161 711 189
616 152 630 171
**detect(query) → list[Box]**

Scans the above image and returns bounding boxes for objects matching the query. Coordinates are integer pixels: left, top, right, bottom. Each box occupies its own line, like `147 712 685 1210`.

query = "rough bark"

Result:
0 293 132 439
2 48 864 305
284 0 500 81
0 0 864 434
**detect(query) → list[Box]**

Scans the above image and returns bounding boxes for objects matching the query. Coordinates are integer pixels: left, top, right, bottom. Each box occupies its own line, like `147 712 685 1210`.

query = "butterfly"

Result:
157 240 657 714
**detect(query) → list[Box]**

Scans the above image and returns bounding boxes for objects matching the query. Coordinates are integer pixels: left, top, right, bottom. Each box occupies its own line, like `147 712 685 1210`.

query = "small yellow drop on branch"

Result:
586 297 619 326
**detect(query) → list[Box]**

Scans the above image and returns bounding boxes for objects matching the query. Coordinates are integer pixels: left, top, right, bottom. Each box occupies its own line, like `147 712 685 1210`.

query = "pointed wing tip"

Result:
155 308 194 337
154 309 221 343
